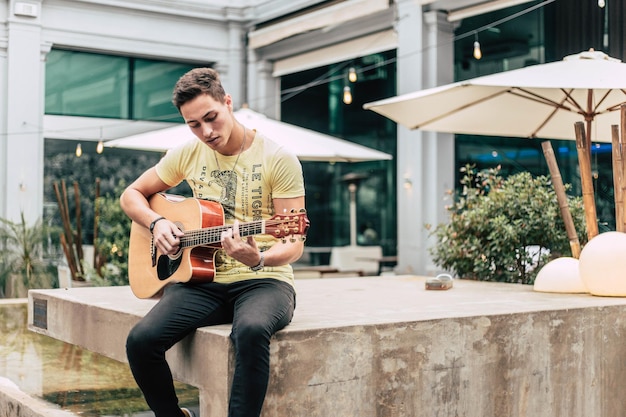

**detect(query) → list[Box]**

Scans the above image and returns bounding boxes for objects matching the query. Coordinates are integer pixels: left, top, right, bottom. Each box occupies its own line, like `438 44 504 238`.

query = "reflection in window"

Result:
45 49 200 122
46 50 128 118
281 50 397 255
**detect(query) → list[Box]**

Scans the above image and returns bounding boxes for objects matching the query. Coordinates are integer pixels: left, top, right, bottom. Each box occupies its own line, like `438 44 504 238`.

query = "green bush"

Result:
427 165 587 285
88 181 132 287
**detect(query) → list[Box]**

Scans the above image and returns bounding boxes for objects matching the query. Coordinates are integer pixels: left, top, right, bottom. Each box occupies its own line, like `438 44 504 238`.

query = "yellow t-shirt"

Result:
155 130 305 286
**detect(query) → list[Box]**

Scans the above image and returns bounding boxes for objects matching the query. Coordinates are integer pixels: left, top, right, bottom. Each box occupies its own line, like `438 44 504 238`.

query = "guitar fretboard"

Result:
179 221 265 248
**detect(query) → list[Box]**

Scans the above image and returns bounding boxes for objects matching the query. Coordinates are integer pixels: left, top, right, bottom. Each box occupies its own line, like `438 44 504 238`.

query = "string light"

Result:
96 126 104 154
75 143 82 157
278 0 555 106
343 86 353 104
348 67 357 83
473 33 482 60
598 0 605 7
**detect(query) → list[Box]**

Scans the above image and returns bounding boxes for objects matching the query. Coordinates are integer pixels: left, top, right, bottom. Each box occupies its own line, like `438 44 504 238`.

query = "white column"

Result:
395 0 425 275
246 54 279 119
245 47 259 110
0 10 8 221
223 17 245 107
421 11 456 275
4 0 45 224
395 4 455 276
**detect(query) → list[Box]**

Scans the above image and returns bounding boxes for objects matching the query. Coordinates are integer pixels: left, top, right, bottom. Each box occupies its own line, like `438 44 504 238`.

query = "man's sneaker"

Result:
181 407 196 417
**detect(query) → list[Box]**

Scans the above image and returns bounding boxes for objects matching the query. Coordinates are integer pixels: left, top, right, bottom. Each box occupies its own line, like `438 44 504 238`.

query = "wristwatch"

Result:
250 252 265 271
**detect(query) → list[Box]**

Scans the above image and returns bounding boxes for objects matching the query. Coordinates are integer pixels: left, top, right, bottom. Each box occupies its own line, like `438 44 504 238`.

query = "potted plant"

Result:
0 213 58 297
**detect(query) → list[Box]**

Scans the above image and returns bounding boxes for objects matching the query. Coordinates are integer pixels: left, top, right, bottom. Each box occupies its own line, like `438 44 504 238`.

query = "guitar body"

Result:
128 194 225 299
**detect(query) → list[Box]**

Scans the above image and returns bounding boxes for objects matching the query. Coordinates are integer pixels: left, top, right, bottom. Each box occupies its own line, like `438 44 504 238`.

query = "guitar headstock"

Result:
267 209 310 241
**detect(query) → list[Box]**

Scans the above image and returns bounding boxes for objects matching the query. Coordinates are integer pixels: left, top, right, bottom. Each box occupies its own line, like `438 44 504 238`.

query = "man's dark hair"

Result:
172 67 226 109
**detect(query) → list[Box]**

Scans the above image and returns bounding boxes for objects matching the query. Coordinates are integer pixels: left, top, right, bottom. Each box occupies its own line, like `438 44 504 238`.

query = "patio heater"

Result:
341 172 368 246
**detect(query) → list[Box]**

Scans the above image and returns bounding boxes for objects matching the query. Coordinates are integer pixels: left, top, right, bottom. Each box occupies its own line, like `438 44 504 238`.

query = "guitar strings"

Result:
177 218 305 247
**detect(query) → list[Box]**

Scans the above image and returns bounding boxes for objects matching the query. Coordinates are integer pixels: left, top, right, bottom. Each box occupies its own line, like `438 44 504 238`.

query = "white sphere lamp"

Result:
579 231 626 297
533 257 587 293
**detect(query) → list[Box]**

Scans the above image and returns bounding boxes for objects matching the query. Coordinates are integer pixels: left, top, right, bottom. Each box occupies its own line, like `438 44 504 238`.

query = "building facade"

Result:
2 0 623 276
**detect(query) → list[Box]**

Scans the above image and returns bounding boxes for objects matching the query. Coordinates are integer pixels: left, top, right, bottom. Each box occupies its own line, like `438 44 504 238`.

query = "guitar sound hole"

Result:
156 254 182 281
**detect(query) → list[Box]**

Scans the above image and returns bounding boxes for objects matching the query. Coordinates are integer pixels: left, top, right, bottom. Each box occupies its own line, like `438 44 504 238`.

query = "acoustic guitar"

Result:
128 193 309 299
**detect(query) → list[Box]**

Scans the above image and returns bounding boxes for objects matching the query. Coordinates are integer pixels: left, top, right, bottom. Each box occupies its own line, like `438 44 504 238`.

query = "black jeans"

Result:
126 278 296 417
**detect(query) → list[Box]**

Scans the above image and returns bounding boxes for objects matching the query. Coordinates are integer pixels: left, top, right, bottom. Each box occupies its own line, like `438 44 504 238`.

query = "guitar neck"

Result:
179 220 265 248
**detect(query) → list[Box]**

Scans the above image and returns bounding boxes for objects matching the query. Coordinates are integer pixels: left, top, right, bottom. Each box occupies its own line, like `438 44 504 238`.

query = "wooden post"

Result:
575 121 599 240
541 141 581 258
93 178 101 271
73 181 84 275
612 125 624 232
54 181 78 280
53 180 86 281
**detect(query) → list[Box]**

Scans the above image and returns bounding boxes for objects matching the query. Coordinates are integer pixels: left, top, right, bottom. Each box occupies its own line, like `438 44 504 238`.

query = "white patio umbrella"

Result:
105 107 392 163
106 108 392 252
363 49 626 143
364 49 626 248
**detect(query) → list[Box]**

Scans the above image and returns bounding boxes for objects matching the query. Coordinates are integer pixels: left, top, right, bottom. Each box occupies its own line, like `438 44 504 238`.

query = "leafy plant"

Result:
0 213 58 297
427 165 587 285
90 181 132 286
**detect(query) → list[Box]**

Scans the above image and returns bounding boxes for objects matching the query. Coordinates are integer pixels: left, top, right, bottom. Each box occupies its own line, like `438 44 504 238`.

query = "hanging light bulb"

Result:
96 126 104 154
473 36 482 60
75 143 82 157
343 86 353 105
598 0 605 7
348 67 357 83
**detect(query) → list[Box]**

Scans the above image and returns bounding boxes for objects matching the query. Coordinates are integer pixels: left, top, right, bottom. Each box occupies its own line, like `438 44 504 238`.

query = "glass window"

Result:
133 59 197 122
281 50 397 256
45 49 197 122
46 50 129 118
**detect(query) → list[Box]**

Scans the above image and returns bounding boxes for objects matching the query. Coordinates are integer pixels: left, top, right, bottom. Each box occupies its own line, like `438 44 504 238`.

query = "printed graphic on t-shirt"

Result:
208 169 237 219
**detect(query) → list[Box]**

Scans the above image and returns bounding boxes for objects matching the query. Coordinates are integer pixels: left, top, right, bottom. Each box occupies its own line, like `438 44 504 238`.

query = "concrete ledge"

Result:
28 276 626 417
0 377 78 417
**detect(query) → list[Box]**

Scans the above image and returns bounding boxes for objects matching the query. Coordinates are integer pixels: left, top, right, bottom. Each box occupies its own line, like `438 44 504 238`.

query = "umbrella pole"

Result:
575 121 599 240
612 125 625 232
541 141 581 258
621 104 626 233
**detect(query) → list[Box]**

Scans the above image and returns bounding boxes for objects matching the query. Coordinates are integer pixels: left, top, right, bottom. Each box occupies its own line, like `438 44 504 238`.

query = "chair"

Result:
329 246 383 276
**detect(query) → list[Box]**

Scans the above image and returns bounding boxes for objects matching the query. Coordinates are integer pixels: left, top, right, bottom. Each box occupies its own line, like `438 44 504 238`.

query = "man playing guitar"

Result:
121 67 306 417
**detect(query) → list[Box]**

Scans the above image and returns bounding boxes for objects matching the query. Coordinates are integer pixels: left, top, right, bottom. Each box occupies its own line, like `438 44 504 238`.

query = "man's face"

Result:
181 93 236 154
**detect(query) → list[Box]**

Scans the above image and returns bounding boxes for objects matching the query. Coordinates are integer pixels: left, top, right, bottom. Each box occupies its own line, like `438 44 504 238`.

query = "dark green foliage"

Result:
44 148 161 244
44 147 162 286
89 181 132 286
428 165 587 285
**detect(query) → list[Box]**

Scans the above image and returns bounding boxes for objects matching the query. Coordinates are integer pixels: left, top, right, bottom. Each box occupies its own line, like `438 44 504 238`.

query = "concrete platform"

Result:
28 276 626 417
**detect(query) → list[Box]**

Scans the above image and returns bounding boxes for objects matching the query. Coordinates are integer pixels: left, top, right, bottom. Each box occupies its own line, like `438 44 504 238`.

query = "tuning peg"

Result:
300 236 307 242
290 236 296 243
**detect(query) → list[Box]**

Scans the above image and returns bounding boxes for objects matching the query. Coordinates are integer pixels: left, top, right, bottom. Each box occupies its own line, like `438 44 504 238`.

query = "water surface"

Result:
0 300 198 416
